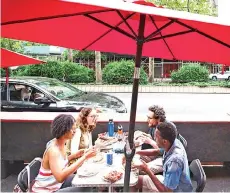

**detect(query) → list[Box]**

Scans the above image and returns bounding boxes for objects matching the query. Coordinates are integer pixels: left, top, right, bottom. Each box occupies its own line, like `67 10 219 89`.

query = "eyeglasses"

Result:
147 115 156 120
88 115 99 118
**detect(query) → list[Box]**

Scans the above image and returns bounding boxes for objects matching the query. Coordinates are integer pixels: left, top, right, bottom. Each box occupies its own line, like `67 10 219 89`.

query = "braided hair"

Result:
148 105 166 122
51 114 76 139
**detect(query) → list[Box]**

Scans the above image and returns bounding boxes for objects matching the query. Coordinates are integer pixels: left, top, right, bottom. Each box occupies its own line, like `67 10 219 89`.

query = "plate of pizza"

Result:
102 170 123 183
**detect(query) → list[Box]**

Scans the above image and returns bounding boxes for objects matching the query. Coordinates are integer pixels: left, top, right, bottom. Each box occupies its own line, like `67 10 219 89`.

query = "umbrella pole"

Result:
124 13 146 192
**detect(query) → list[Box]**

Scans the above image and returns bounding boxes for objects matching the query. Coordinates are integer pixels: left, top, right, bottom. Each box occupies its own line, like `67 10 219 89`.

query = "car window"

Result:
9 84 28 101
1 83 5 92
35 79 84 100
1 83 6 100
9 83 43 102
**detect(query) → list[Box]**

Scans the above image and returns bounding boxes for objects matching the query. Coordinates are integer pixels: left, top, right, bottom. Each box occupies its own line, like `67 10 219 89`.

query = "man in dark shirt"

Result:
138 105 177 174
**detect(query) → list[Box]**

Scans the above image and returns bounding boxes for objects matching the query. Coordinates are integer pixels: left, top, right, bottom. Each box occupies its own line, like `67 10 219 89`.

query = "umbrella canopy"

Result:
1 0 230 65
1 0 230 190
1 48 44 68
1 48 44 104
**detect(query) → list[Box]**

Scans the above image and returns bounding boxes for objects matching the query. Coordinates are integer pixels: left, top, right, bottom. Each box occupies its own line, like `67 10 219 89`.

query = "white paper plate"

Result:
77 167 99 177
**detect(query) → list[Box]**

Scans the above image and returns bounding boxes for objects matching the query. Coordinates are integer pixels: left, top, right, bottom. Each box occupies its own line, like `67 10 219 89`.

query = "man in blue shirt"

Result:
133 122 193 192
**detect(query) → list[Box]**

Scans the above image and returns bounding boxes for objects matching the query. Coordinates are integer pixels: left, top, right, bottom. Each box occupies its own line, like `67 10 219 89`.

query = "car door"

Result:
1 82 57 112
223 72 230 79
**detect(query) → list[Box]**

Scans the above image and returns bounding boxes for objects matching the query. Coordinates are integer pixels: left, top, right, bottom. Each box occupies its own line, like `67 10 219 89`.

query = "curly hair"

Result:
148 105 166 122
157 122 177 145
51 114 76 139
76 107 96 133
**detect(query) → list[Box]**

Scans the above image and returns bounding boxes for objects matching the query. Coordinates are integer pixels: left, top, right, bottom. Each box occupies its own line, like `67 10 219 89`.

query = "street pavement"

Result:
2 167 230 192
108 93 230 115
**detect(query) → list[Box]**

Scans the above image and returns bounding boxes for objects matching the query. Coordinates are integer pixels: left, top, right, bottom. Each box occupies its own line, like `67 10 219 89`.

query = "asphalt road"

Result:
108 93 230 115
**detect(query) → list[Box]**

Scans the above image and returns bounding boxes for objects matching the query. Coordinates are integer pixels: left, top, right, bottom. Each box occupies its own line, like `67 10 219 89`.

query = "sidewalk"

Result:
75 85 230 94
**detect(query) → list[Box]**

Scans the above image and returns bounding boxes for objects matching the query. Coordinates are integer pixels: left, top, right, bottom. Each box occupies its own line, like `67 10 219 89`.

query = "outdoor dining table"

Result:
72 141 141 192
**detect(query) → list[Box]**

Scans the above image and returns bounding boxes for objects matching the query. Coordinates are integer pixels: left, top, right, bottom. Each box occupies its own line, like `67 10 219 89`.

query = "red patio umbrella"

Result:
1 0 230 190
1 48 44 68
2 0 230 65
1 48 44 101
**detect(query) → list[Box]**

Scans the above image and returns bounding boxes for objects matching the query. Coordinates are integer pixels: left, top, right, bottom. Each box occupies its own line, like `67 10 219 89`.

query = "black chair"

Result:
17 157 42 192
190 159 206 192
177 133 188 149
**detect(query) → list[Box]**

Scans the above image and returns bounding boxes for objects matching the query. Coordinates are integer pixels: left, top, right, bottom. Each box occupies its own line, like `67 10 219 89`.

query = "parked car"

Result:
0 77 127 113
209 71 230 81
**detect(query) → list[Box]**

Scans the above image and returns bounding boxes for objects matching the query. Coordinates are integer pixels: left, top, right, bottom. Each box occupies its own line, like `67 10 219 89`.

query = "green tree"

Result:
103 60 148 85
1 38 24 53
149 0 217 16
171 63 209 83
1 38 47 53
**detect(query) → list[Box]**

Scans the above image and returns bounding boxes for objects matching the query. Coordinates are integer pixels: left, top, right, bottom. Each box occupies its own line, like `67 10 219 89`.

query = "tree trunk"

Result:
68 49 73 62
148 57 155 83
187 0 190 12
95 51 102 84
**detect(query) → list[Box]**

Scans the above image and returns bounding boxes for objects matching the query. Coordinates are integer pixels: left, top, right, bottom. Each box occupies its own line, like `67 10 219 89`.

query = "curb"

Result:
74 85 230 94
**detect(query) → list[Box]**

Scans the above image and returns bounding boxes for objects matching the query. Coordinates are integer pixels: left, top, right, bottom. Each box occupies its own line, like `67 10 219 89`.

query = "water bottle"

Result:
106 151 113 165
108 119 114 137
117 124 123 142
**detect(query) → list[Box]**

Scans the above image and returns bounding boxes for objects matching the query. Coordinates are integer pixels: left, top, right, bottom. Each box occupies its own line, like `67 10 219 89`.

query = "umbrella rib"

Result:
1 9 114 25
148 15 175 59
145 20 175 40
174 20 230 49
84 14 136 40
146 29 194 42
82 13 135 50
116 10 138 38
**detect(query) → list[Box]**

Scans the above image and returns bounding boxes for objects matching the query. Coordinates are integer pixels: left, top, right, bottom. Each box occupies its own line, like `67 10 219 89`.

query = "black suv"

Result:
1 76 127 113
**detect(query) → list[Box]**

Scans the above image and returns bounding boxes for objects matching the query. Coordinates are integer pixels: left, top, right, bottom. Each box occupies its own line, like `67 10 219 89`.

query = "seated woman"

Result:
67 107 98 155
32 114 96 193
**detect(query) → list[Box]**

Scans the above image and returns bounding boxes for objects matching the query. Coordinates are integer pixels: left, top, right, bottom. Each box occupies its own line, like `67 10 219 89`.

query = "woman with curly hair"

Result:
68 107 98 155
32 114 96 192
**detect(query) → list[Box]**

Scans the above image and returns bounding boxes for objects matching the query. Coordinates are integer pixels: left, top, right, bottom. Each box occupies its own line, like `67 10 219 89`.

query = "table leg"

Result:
108 185 113 193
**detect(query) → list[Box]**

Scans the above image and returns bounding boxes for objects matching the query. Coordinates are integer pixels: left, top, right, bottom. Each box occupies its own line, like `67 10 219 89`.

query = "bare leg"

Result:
130 175 144 192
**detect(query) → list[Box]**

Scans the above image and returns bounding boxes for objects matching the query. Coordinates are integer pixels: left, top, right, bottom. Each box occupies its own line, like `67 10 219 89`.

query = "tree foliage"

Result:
149 0 217 16
13 61 95 83
1 38 46 53
62 50 108 61
171 63 209 83
102 60 148 84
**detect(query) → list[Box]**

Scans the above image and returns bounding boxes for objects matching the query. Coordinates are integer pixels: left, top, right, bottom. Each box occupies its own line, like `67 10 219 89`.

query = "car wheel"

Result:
212 76 217 81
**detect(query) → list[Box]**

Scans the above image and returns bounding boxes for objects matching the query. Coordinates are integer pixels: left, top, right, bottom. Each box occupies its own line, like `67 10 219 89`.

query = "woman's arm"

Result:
49 148 96 183
89 132 93 147
68 149 84 161
70 128 81 154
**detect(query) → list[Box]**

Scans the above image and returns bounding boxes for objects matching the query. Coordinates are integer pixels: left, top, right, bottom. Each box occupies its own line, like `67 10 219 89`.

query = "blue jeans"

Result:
56 175 92 192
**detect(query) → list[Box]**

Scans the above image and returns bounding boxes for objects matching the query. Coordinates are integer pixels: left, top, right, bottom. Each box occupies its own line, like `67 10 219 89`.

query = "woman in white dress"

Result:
67 107 98 155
